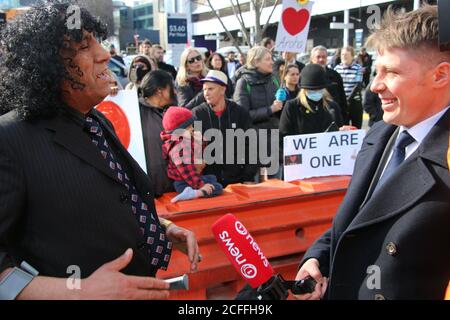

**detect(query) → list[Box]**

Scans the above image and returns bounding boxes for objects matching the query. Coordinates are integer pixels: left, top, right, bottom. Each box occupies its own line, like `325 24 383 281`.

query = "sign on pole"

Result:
275 0 314 53
329 22 355 29
205 34 224 41
96 90 147 173
355 29 364 51
167 15 188 44
166 14 188 69
283 130 366 181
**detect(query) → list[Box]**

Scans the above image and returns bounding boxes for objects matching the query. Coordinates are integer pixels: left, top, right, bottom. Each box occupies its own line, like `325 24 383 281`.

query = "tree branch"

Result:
230 0 251 46
260 0 267 18
253 1 262 44
261 0 281 37
235 0 252 47
206 0 243 55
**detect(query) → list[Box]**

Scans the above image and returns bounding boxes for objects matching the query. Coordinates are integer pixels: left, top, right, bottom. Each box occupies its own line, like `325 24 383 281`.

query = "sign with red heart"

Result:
282 8 310 36
275 0 314 53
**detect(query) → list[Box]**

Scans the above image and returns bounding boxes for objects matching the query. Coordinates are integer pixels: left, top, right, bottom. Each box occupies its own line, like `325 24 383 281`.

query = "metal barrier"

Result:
156 176 351 300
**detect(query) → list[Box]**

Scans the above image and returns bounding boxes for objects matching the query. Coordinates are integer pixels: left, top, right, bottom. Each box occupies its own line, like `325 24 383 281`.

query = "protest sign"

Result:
284 130 366 181
275 0 314 53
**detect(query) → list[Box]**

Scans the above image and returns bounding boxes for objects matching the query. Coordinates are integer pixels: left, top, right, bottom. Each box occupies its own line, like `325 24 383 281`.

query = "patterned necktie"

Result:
376 130 416 189
84 116 172 270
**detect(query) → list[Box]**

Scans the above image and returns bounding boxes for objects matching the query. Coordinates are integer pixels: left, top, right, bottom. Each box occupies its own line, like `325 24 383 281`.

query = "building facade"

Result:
191 0 436 52
112 0 159 53
133 1 154 30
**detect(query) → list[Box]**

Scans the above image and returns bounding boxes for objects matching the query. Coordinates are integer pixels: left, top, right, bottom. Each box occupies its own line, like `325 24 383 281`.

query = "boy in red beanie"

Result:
161 107 223 203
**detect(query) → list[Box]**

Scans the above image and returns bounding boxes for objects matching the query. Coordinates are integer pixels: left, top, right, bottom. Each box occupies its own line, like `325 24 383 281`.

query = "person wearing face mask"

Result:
279 64 345 142
125 55 152 90
137 70 177 197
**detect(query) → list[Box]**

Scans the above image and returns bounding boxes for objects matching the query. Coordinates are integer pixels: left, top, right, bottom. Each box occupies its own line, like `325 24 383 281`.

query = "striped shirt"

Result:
334 63 363 99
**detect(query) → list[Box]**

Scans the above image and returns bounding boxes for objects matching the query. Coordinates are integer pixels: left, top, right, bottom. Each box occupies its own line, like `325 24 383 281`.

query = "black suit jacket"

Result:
0 109 160 278
301 109 450 300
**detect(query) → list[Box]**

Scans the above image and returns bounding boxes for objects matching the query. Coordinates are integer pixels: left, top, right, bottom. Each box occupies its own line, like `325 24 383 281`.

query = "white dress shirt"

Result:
380 106 449 178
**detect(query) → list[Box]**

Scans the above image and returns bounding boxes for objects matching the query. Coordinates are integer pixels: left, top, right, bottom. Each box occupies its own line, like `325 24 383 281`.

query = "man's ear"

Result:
433 62 450 88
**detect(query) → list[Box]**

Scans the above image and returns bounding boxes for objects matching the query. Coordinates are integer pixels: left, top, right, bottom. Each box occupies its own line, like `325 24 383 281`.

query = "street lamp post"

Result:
344 9 350 46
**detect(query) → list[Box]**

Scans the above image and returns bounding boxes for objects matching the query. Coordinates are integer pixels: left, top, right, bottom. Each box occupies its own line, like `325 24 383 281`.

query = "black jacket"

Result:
139 100 174 196
0 108 162 278
175 81 205 110
280 98 344 138
157 61 177 80
192 100 257 186
279 98 343 163
273 59 305 75
233 65 246 86
301 110 450 300
325 67 349 124
363 86 383 127
233 68 280 129
225 77 234 99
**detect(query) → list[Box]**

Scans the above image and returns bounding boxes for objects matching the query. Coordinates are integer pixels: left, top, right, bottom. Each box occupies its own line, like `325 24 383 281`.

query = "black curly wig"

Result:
0 0 108 120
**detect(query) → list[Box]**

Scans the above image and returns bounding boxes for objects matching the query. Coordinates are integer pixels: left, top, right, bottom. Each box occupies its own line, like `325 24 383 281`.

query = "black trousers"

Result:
348 95 363 129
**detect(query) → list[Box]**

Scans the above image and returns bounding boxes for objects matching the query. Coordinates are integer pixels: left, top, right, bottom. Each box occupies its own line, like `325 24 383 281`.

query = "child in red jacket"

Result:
161 107 223 203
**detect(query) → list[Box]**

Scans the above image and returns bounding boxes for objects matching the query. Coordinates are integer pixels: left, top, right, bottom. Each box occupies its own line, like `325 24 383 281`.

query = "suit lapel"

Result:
92 109 153 195
332 124 396 234
346 157 436 232
346 109 449 233
43 114 121 184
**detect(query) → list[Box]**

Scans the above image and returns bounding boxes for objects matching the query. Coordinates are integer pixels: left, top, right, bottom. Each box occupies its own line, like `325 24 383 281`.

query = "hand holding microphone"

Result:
212 214 317 300
294 258 328 300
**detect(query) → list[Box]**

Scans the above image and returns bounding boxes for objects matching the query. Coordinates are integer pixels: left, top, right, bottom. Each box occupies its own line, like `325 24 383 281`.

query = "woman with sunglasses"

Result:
175 48 209 110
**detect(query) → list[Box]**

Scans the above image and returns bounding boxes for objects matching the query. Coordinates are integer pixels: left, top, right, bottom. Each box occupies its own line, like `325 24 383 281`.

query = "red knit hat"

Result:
162 107 195 133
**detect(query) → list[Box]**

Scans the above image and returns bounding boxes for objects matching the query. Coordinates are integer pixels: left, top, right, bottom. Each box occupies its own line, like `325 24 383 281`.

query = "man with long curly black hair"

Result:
0 1 199 300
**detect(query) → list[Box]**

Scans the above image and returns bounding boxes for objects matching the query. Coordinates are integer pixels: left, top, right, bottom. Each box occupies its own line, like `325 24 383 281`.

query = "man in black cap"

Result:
280 63 345 140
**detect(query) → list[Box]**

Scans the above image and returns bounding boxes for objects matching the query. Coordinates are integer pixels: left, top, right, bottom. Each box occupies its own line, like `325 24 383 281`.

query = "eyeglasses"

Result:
187 55 203 64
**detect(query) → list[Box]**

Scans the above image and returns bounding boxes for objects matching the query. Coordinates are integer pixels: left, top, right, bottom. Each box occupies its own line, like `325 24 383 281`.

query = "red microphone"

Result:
212 213 274 289
212 214 317 300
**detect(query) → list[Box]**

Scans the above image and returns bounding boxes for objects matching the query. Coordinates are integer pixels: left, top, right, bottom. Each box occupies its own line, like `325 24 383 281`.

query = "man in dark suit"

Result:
0 3 198 300
295 5 450 300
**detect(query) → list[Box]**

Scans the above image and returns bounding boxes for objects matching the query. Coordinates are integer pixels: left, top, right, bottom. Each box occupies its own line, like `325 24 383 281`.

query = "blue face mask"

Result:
306 89 325 102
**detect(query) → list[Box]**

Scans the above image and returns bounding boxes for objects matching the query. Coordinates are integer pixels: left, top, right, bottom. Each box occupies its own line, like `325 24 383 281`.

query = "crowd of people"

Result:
114 36 384 198
0 1 448 301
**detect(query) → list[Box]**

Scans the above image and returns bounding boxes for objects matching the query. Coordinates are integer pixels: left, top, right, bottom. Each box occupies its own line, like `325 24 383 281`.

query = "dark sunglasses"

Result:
187 55 203 64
